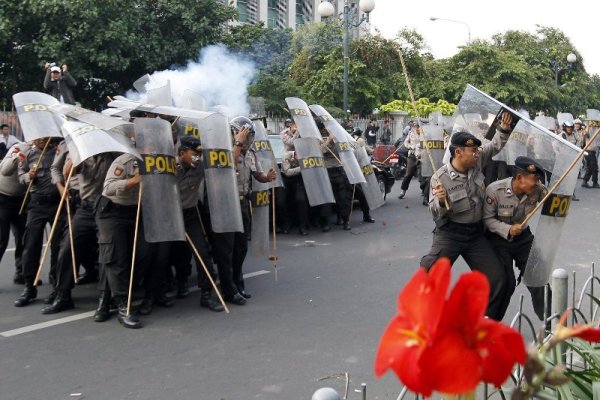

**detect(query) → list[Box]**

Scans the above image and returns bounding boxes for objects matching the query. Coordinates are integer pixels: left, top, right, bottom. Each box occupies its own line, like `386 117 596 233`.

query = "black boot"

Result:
342 218 351 231
14 280 37 307
200 290 224 312
43 288 58 305
176 279 189 299
13 272 25 285
154 292 175 308
137 296 154 316
94 290 112 322
362 213 375 223
117 301 142 329
41 290 74 314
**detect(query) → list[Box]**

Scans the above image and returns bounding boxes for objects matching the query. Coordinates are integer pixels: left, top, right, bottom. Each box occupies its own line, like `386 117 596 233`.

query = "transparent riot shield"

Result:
253 120 283 188
355 146 384 210
285 97 323 140
293 137 334 206
493 120 530 165
420 125 445 178
201 113 243 233
183 90 206 111
133 74 151 93
309 104 366 185
134 118 185 242
146 81 172 107
249 172 271 256
13 92 64 141
51 104 132 132
61 121 140 166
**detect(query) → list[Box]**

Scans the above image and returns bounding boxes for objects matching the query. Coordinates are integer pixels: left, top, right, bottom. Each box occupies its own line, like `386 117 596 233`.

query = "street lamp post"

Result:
318 0 375 113
430 17 471 44
551 53 577 86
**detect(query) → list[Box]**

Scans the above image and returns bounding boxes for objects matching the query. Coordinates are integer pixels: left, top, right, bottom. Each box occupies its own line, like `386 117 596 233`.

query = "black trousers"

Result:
420 224 508 321
0 193 25 275
285 175 309 227
232 199 251 291
55 202 99 290
400 156 418 191
171 207 217 291
327 166 352 219
354 184 369 215
582 150 598 184
95 200 149 298
486 231 547 320
21 194 64 281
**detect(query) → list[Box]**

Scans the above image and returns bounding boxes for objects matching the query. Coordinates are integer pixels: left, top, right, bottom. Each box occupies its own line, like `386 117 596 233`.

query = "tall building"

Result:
223 0 369 34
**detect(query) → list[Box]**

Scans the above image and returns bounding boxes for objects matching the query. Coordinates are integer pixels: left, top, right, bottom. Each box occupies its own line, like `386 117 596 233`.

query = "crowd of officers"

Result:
0 115 277 329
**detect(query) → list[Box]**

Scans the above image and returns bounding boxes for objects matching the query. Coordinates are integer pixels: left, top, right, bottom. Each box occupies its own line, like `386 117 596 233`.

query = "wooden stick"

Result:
33 166 74 286
19 139 51 215
270 161 278 281
64 190 78 284
126 181 143 316
185 232 229 314
396 48 449 210
519 128 600 228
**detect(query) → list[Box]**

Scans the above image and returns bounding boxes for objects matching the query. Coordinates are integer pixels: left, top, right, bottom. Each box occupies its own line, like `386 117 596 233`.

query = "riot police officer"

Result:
483 156 548 320
420 112 514 321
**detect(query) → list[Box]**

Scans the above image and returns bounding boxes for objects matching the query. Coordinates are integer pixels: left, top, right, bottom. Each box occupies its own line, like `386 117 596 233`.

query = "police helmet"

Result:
230 116 256 146
563 120 574 128
352 127 363 137
574 118 583 125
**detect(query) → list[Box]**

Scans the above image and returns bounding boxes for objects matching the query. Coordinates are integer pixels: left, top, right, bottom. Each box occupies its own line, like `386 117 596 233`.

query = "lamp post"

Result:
551 53 577 86
430 17 471 44
318 0 375 112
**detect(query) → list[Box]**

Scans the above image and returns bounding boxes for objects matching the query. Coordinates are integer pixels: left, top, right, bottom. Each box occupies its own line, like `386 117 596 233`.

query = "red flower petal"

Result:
420 331 482 394
439 271 489 333
577 327 600 342
477 319 526 386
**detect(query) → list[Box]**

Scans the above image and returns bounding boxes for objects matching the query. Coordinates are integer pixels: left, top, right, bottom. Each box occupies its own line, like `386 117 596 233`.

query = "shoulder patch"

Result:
114 166 124 177
486 196 494 205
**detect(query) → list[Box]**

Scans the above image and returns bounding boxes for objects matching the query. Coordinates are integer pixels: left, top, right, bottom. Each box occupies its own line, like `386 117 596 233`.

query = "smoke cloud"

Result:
126 44 256 117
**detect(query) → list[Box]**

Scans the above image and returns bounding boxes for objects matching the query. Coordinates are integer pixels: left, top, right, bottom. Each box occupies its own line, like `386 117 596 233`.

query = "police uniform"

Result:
581 128 599 188
399 126 421 198
96 153 150 328
483 157 548 320
15 140 64 307
171 136 223 311
0 143 28 283
420 129 511 321
42 153 115 314
282 150 310 234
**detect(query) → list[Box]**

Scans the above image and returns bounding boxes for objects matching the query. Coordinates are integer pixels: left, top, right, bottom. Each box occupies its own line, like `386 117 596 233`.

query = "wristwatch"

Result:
233 140 243 147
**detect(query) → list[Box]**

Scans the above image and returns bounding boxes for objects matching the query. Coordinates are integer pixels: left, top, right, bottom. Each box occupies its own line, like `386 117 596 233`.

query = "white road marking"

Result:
0 269 271 338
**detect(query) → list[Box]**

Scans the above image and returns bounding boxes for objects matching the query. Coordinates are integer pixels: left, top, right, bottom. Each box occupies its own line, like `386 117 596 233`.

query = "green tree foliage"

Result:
0 0 236 108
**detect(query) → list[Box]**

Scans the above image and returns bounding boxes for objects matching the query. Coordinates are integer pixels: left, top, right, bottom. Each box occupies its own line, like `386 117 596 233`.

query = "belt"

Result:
30 193 60 204
440 220 483 236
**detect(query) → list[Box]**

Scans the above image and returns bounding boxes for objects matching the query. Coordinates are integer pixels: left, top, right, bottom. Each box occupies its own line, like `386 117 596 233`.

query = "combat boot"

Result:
94 290 112 322
43 288 58 305
14 279 37 307
200 290 224 312
117 300 142 329
176 279 189 299
342 217 351 231
41 289 74 314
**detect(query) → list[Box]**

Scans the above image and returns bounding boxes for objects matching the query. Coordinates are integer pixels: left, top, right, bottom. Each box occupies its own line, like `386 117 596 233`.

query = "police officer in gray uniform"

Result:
42 153 115 314
15 138 64 307
483 156 548 320
95 153 150 328
172 136 223 312
0 143 28 284
420 112 514 321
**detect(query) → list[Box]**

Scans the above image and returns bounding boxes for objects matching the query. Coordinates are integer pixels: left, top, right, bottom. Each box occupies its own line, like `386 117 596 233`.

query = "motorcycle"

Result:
389 146 408 181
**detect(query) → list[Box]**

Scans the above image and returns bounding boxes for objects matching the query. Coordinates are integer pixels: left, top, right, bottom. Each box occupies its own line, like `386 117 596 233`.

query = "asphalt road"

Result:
1 179 598 400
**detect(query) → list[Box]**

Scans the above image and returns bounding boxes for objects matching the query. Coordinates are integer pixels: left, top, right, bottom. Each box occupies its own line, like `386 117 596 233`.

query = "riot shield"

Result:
107 98 209 120
249 174 271 256
531 116 557 172
134 118 185 243
183 90 206 111
586 109 600 148
355 146 384 210
253 120 284 188
293 137 335 206
557 112 574 127
13 92 64 141
493 120 529 165
309 104 366 185
133 74 151 93
51 104 132 132
201 112 243 233
420 125 445 178
146 81 172 106
285 97 323 140
61 121 140 166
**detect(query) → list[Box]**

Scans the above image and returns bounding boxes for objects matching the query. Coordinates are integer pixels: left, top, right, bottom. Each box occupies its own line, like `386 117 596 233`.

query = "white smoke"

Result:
126 44 256 117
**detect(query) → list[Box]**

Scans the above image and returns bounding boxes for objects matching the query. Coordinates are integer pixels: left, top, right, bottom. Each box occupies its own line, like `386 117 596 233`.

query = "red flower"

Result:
553 311 600 343
374 258 451 396
420 271 526 393
375 259 527 396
